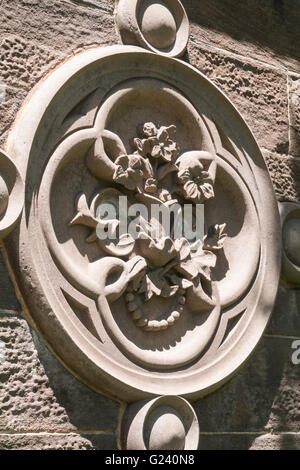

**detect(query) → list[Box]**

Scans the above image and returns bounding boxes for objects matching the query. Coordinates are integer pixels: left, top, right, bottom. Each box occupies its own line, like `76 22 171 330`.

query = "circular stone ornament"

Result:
4 45 280 402
279 202 300 285
116 0 189 57
121 396 199 450
0 149 24 238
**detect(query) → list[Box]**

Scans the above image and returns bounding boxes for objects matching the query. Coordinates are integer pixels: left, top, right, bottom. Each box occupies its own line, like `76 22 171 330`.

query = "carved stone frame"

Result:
3 46 280 405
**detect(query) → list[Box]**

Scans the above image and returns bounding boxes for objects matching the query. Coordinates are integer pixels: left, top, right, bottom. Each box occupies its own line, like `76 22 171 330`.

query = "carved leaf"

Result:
175 259 199 280
192 250 217 281
203 223 227 250
69 193 98 228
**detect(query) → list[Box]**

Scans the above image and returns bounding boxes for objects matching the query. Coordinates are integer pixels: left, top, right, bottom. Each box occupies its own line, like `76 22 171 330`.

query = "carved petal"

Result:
183 180 202 203
200 182 214 200
151 144 162 158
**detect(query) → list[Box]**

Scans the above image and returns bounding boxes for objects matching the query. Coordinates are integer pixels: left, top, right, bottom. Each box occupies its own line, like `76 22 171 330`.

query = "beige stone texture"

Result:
0 310 119 434
187 42 289 154
184 0 300 72
289 74 300 156
0 433 117 450
263 150 300 202
250 433 300 450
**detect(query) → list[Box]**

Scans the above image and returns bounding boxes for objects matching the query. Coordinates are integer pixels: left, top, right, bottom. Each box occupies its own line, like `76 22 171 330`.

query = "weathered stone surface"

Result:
194 337 300 433
0 0 116 52
289 75 300 157
188 42 289 154
0 87 27 148
199 434 260 450
0 36 60 90
0 1 117 147
0 312 119 433
266 359 300 433
250 433 300 450
184 0 300 72
0 36 57 90
264 150 300 202
266 285 300 336
0 432 117 450
200 432 300 450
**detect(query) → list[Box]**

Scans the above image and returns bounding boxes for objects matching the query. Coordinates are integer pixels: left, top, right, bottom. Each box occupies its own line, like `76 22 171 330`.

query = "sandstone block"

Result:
0 313 119 433
289 75 300 157
188 42 289 154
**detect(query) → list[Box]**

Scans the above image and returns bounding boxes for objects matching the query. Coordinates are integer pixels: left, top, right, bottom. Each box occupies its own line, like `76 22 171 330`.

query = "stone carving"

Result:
3 45 280 405
0 149 24 238
121 396 199 450
279 202 300 286
116 0 189 57
68 122 226 333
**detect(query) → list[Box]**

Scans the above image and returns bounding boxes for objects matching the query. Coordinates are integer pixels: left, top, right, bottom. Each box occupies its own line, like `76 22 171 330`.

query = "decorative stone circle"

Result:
3 45 280 402
279 202 300 285
120 396 199 450
116 0 189 57
0 149 24 238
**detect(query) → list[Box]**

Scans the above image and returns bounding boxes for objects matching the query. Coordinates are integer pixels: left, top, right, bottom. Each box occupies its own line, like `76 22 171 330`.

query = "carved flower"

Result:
176 224 227 281
177 161 214 204
134 123 178 162
144 177 157 194
142 122 157 137
113 154 153 191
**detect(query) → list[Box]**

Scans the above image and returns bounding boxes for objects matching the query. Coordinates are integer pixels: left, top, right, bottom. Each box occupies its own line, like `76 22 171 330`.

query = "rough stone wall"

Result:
0 0 299 450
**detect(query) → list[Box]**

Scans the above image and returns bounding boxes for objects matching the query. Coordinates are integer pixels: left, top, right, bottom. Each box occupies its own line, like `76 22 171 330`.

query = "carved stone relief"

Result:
279 202 300 286
0 149 24 238
121 396 199 450
0 1 282 451
2 45 280 400
116 0 189 57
